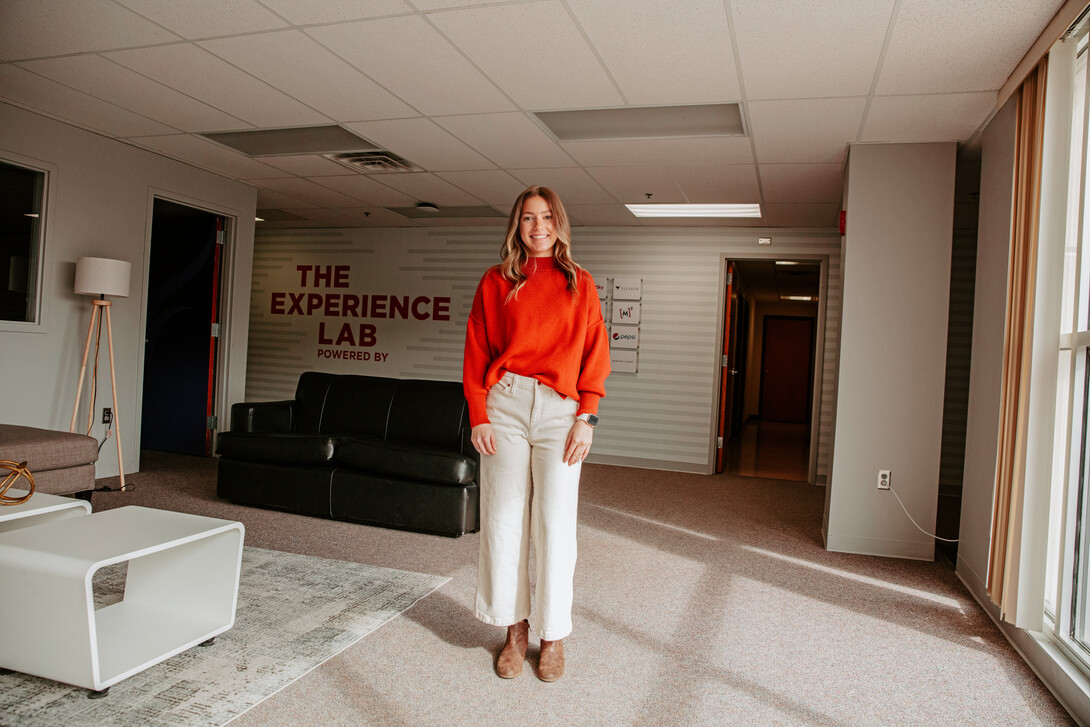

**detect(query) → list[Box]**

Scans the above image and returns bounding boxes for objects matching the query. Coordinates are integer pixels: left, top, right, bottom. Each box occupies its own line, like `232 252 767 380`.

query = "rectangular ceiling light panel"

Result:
625 203 762 218
535 103 743 141
201 125 378 156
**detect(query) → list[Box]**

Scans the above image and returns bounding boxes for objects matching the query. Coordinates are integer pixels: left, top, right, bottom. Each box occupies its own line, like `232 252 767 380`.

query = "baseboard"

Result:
956 555 1090 727
588 453 709 474
824 531 935 561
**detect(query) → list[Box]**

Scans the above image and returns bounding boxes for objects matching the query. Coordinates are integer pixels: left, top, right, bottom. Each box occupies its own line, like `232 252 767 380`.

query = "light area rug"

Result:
0 546 448 727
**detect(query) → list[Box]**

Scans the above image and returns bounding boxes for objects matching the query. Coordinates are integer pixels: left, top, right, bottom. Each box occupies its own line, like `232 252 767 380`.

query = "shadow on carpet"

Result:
0 547 448 726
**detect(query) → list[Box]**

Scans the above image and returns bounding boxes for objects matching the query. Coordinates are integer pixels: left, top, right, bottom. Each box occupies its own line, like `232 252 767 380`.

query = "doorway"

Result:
717 258 821 481
141 199 225 456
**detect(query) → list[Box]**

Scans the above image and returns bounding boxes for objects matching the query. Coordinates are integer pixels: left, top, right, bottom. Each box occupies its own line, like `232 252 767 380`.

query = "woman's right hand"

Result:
471 423 497 456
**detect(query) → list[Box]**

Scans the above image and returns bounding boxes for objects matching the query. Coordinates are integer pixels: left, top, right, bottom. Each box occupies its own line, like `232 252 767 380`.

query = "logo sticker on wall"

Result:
610 325 639 350
611 302 641 325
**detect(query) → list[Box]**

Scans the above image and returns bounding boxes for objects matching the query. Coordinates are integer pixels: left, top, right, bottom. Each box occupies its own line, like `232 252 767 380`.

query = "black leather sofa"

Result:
215 371 479 537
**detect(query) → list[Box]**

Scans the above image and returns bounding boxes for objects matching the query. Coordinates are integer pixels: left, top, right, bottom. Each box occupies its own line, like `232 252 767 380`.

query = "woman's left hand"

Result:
564 419 593 466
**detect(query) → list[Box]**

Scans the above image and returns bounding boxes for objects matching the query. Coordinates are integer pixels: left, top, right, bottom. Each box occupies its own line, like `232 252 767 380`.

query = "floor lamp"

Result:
70 257 131 490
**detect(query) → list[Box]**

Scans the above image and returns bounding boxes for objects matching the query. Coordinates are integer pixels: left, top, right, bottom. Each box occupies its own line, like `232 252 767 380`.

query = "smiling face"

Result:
518 195 557 257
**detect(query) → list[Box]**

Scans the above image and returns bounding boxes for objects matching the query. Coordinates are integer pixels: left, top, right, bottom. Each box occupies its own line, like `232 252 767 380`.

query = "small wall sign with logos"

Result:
610 325 639 349
613 277 642 300
610 348 638 374
611 301 641 325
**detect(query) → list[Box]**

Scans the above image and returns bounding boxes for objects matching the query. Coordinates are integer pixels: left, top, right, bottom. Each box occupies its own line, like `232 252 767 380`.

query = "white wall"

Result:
0 102 257 478
246 226 843 474
824 142 956 560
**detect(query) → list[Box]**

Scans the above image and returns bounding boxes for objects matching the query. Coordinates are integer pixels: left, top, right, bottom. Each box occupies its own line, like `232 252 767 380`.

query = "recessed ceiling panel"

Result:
536 104 743 141
201 126 376 156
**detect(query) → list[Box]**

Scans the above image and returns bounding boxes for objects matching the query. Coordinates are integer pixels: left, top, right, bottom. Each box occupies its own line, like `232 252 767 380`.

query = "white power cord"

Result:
888 483 959 543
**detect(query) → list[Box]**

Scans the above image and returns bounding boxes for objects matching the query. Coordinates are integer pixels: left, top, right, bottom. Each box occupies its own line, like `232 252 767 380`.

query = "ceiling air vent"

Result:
323 151 423 173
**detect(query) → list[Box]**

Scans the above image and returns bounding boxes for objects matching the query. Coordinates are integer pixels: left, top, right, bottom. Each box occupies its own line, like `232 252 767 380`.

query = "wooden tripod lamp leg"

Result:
70 303 100 434
102 302 126 491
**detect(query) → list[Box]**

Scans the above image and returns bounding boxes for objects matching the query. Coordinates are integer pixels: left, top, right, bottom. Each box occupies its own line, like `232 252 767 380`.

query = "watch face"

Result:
587 414 599 427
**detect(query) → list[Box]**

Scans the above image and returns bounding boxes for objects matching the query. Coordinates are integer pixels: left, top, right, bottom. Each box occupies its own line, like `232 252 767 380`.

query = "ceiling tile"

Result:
199 31 417 122
434 170 527 207
566 204 641 227
251 177 364 207
310 175 419 207
760 164 845 204
861 93 997 142
434 113 575 169
566 0 739 105
105 44 331 128
428 1 623 110
877 0 1060 95
763 203 840 227
585 166 686 204
0 0 180 60
370 173 484 205
329 207 418 227
256 188 317 209
306 16 514 115
345 118 495 171
748 98 867 164
259 155 353 176
115 0 288 38
128 133 292 179
732 0 895 100
562 137 755 167
669 164 760 204
17 55 248 132
259 0 412 25
0 65 177 137
508 168 615 204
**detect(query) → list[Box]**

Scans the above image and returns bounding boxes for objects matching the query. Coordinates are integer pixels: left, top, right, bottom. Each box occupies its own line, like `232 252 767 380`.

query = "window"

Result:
0 159 46 324
1048 29 1090 670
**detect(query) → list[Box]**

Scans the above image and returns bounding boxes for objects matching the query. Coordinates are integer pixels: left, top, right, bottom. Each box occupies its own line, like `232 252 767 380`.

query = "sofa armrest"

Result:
230 400 296 433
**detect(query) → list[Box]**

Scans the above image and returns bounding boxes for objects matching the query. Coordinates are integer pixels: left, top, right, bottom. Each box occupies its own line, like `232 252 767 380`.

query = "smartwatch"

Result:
577 413 599 428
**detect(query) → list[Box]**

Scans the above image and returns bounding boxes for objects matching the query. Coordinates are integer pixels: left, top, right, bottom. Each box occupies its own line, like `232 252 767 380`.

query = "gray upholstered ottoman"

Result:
0 424 98 496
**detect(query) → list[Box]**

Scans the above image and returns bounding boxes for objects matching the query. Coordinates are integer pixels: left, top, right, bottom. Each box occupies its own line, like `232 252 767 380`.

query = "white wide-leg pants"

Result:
475 371 581 640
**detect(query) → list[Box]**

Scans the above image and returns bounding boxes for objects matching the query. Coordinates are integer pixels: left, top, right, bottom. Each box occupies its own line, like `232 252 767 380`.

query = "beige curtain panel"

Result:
988 58 1049 621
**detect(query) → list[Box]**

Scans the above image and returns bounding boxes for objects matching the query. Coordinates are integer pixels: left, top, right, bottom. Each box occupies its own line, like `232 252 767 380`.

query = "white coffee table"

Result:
0 505 244 692
0 488 91 533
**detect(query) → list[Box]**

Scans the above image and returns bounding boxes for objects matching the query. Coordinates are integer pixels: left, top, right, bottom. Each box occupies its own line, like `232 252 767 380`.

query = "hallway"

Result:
724 419 810 482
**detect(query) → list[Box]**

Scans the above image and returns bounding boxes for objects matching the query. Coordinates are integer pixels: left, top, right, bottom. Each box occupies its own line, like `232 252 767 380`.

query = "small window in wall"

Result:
0 159 45 323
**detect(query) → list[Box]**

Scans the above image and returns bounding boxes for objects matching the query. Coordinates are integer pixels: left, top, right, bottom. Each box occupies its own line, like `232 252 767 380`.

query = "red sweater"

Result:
463 256 611 427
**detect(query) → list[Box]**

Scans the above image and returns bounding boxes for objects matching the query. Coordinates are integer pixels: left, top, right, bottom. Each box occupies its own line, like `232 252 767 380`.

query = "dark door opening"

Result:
720 259 820 482
141 199 224 456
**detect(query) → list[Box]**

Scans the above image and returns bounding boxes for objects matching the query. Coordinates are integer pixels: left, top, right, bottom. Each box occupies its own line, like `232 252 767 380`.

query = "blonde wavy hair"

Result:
499 186 582 300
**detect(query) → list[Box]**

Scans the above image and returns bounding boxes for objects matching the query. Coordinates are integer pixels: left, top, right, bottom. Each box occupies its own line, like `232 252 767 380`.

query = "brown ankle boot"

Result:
537 638 564 682
496 620 529 679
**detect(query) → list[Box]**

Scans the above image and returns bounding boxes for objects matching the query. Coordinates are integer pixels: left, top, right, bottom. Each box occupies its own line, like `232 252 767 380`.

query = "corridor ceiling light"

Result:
781 295 814 301
625 203 761 218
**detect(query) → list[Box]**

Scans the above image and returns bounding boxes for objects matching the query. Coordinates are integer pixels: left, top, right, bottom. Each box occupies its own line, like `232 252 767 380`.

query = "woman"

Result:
463 186 610 682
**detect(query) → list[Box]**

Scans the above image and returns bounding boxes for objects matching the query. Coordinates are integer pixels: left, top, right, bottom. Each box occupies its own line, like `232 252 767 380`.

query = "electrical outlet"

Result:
102 408 112 425
877 469 891 490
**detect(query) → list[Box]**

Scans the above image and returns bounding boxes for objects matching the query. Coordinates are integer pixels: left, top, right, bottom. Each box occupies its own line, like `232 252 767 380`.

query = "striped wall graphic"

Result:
248 226 842 474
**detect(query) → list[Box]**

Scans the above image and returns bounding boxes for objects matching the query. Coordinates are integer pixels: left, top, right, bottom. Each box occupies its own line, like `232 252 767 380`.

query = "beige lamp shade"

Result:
74 257 130 298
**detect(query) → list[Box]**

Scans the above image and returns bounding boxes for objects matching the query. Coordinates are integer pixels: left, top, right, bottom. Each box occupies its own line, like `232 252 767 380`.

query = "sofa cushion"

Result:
321 375 397 437
387 379 470 450
215 432 335 464
0 424 98 472
335 437 476 485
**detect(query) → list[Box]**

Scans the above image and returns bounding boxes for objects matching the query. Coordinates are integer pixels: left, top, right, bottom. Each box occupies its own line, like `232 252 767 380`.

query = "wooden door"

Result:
759 316 814 424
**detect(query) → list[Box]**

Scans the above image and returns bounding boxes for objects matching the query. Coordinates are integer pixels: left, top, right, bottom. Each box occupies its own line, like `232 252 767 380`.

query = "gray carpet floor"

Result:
87 451 1074 727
